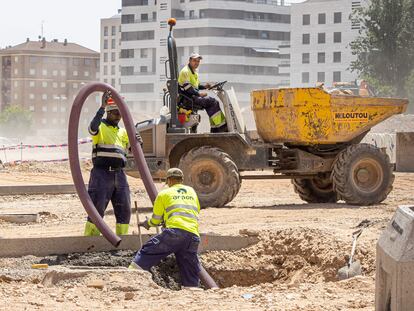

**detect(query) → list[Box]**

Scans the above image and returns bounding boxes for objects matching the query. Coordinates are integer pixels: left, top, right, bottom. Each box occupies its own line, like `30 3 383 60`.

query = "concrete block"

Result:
0 184 84 196
376 205 414 310
396 132 414 172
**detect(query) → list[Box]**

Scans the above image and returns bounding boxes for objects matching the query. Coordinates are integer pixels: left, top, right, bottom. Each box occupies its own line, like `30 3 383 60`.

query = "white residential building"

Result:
120 0 291 116
100 11 122 90
289 0 365 87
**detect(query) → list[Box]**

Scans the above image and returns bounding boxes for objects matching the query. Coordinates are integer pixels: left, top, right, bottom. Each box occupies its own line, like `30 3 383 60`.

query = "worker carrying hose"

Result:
129 168 201 288
84 90 143 236
178 53 228 133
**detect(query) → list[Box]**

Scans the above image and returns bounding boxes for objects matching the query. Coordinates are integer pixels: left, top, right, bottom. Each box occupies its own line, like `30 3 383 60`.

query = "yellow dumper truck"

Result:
125 19 408 208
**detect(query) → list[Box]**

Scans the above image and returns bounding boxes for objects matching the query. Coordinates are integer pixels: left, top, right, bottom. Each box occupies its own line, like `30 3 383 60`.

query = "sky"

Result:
0 0 305 52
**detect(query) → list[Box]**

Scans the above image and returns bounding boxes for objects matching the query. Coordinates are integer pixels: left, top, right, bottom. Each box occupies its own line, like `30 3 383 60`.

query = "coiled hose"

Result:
68 82 218 288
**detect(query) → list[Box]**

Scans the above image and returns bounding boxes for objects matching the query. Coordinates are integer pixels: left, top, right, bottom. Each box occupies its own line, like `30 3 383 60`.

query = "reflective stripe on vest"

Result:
168 211 199 221
91 122 128 163
178 65 200 89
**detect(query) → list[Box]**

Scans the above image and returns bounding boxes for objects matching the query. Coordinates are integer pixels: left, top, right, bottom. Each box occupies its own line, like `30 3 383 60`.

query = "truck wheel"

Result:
292 175 338 203
178 146 241 208
331 144 394 205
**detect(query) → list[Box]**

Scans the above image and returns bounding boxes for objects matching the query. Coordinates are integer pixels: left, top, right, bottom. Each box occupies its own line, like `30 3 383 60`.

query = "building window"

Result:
111 65 115 75
189 10 195 19
29 94 35 100
42 69 47 76
153 12 157 21
14 56 18 63
302 53 310 64
140 66 148 73
14 93 18 100
52 70 58 76
112 26 116 36
333 52 342 63
111 78 116 86
29 106 35 111
73 70 78 76
60 70 66 76
29 81 35 87
14 69 18 75
42 81 48 88
140 48 148 58
302 72 310 83
60 82 66 88
104 26 108 36
318 13 326 24
73 83 78 89
141 13 148 22
302 34 310 44
104 66 108 75
121 49 134 58
317 52 325 63
53 82 58 88
84 71 90 77
302 14 310 25
42 106 47 112
334 32 342 43
29 69 36 75
104 40 108 49
104 53 108 62
317 72 325 82
334 12 342 23
14 81 19 87
111 39 116 49
111 52 116 62
333 71 342 82
42 94 48 100
73 58 80 66
318 33 326 44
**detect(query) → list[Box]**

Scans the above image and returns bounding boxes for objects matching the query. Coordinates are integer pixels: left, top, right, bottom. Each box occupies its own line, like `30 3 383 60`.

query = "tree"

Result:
350 0 414 97
0 105 33 138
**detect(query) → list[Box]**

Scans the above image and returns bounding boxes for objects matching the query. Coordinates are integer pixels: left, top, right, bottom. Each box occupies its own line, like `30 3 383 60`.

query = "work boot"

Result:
84 221 101 236
210 123 228 133
128 262 142 270
116 223 129 235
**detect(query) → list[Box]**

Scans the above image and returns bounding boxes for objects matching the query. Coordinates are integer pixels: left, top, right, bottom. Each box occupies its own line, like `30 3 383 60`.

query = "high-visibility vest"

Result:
178 65 200 91
148 184 200 237
91 121 129 168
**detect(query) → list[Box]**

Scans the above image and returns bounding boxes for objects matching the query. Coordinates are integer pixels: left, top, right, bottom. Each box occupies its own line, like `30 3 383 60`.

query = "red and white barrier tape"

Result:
0 138 92 151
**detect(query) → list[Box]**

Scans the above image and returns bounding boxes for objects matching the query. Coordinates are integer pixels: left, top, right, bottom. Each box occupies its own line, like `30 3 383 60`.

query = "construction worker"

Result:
178 52 228 133
129 168 201 288
84 90 143 236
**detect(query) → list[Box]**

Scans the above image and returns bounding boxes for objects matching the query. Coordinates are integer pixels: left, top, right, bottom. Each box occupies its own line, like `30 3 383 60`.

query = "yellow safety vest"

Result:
148 184 200 236
178 65 200 90
91 121 129 168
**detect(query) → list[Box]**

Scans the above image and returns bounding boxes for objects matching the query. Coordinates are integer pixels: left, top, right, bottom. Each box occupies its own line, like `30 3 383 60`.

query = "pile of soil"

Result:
202 228 376 288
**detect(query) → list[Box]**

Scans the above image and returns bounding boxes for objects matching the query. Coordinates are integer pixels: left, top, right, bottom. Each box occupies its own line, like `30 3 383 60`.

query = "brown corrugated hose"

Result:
68 82 218 288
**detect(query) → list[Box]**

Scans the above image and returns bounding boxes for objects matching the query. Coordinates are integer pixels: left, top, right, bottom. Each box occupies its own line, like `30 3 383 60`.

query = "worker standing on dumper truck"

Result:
129 168 202 288
84 90 143 236
178 53 228 133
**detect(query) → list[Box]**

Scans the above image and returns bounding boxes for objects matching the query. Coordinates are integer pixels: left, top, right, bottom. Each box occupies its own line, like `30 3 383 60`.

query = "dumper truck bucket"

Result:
251 87 408 145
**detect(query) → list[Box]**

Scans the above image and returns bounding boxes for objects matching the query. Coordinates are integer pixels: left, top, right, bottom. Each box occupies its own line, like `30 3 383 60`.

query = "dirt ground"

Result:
0 162 413 310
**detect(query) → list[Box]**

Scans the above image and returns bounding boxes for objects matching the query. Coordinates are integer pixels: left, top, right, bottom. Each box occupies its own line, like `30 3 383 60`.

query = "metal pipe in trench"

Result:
68 82 218 288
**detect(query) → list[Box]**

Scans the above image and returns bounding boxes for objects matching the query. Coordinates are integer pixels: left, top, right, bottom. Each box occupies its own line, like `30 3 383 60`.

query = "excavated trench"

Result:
35 228 375 290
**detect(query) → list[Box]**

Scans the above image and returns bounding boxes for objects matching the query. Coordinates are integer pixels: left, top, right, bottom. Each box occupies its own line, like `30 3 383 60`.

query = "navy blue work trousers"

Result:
133 228 201 287
87 167 131 224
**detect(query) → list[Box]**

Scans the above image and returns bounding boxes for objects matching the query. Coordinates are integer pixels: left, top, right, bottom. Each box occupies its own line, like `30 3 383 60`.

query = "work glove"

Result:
101 90 112 108
139 220 150 230
136 132 144 147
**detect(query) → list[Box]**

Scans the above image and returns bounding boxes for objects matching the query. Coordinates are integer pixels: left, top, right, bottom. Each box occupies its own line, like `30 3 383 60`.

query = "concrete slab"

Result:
0 234 259 258
396 132 414 172
0 213 39 223
0 184 84 196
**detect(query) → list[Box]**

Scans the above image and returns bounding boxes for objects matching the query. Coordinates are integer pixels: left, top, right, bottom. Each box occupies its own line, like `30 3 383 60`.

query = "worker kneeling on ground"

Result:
178 52 227 133
129 168 201 288
84 90 143 236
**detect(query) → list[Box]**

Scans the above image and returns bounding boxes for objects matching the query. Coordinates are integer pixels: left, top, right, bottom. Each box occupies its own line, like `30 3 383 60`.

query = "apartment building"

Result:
0 39 100 137
100 10 122 90
120 0 291 116
289 0 365 87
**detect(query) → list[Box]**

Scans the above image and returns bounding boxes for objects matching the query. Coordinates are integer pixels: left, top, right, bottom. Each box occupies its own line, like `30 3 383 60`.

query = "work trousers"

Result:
193 96 227 132
133 228 201 287
87 167 131 225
